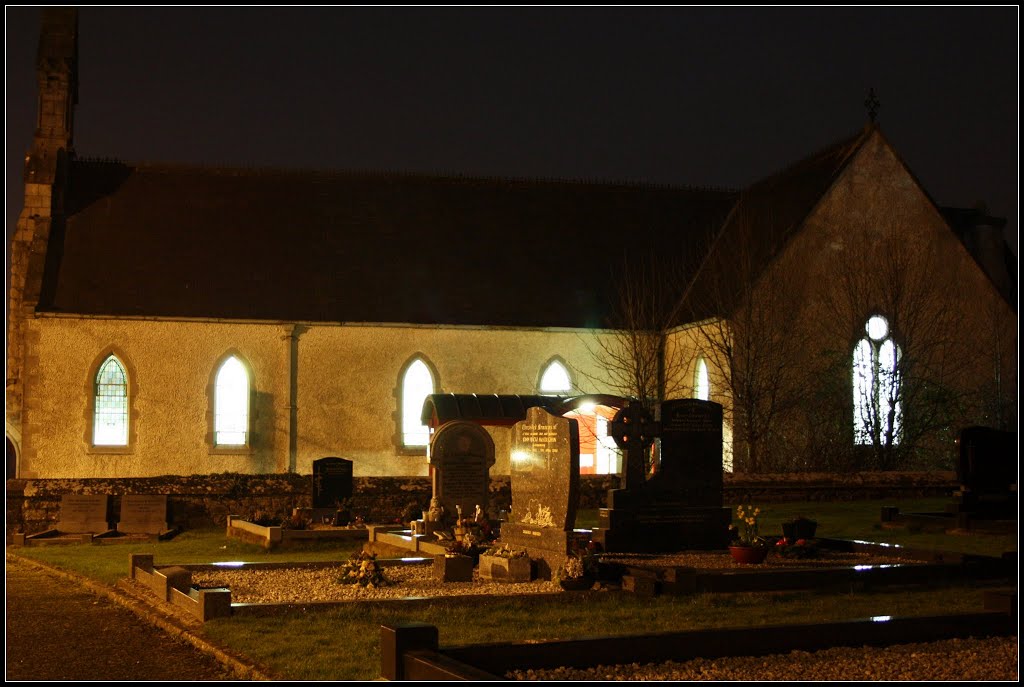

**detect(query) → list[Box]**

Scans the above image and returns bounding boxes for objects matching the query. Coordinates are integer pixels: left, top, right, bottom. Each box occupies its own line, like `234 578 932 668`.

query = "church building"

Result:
6 10 1016 481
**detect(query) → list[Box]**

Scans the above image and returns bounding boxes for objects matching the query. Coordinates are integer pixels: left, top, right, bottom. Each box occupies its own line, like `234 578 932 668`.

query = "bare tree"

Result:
688 196 812 473
575 255 695 411
814 219 988 471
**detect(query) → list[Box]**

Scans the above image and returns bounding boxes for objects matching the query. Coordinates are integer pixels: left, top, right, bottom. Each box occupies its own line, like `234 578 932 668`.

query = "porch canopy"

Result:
420 393 632 428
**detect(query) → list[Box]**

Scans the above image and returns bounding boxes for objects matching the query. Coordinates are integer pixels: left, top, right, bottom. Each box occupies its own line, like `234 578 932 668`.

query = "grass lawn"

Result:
8 497 1017 680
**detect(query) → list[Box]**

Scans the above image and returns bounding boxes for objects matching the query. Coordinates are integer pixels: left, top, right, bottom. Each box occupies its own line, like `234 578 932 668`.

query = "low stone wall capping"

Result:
5 471 958 537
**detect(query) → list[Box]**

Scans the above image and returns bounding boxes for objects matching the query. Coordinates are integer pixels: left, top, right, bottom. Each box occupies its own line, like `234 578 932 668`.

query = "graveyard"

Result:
6 398 1018 680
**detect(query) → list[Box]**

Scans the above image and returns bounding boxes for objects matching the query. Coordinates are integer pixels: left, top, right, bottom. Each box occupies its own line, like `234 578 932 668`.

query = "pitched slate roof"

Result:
44 162 737 328
681 127 871 322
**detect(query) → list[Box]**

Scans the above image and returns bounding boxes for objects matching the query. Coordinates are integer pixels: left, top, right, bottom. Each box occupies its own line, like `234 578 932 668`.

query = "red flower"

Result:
776 538 789 547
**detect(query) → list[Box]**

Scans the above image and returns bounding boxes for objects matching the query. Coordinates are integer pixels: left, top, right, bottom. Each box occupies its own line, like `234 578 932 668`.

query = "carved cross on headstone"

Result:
608 400 659 490
864 87 880 123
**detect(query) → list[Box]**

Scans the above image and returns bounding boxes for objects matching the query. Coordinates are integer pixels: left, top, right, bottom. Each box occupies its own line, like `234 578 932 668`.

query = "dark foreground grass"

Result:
201 584 1007 681
9 497 1017 680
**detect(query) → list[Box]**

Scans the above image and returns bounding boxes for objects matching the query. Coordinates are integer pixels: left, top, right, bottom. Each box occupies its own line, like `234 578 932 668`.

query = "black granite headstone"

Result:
312 457 353 509
949 426 1017 520
429 421 495 517
593 399 731 553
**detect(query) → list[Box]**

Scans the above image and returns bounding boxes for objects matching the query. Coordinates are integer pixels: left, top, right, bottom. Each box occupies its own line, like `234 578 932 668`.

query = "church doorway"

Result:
6 437 17 479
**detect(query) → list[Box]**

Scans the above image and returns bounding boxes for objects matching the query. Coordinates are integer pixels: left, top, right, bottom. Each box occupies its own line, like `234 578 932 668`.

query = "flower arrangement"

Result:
337 551 389 588
730 504 766 547
482 543 529 559
555 548 599 582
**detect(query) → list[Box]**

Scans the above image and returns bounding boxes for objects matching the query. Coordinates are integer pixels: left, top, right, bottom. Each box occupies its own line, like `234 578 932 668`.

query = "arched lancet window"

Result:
215 356 249 446
539 359 572 393
401 358 435 448
853 315 902 446
694 357 710 401
93 355 128 446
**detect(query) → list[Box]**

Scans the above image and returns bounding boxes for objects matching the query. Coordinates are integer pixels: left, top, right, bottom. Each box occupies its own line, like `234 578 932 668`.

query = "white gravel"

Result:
187 554 1015 681
191 564 564 603
508 636 1019 681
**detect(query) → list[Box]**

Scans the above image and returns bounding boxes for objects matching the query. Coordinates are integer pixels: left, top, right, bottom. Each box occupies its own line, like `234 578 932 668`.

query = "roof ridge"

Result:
73 157 739 193
745 127 870 191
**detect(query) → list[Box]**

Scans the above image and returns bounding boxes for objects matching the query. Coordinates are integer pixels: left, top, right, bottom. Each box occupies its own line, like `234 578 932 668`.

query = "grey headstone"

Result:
501 408 581 579
429 421 495 517
312 457 353 508
57 494 110 533
508 407 580 531
118 494 169 534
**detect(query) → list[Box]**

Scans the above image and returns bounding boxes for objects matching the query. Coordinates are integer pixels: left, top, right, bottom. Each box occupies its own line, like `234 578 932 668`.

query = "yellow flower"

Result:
754 508 760 516
747 517 756 525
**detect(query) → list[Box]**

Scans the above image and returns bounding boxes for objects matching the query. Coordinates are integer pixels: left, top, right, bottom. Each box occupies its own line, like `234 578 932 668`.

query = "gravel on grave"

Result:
190 549 923 604
507 636 1019 681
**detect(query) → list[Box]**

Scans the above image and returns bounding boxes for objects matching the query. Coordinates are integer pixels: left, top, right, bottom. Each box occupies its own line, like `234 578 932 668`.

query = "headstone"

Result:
948 426 1017 520
428 421 495 518
592 399 731 553
312 457 353 508
57 494 111 533
118 494 169 534
499 407 580 579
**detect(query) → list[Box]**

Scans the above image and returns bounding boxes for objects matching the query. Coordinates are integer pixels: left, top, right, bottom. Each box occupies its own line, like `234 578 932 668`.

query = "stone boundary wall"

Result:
5 472 958 537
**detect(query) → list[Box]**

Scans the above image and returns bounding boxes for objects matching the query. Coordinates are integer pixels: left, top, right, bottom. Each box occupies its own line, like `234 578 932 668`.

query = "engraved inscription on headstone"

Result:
509 407 580 532
657 399 724 506
312 457 353 508
57 494 111 533
118 494 169 534
429 421 495 516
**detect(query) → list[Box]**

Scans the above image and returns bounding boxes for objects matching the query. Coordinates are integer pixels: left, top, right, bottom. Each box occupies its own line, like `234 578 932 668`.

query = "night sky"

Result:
5 6 1019 257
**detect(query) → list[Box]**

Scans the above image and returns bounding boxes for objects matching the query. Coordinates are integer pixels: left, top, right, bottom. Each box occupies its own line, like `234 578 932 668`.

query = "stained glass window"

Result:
93 355 128 446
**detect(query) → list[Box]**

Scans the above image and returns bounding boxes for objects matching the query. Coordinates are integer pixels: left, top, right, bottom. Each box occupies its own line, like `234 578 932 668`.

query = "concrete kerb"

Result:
5 550 275 681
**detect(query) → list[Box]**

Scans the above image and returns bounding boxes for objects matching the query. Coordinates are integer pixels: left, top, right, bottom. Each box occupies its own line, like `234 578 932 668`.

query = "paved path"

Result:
5 554 243 682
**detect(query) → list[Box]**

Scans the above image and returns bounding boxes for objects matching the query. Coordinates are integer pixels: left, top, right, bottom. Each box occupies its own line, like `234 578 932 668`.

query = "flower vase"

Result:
729 545 768 564
558 576 594 591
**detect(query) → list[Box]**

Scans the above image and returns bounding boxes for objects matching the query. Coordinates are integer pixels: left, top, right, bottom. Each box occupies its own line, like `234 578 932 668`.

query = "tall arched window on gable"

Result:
215 355 250 446
853 315 902 446
694 357 710 401
93 354 129 446
401 358 435 449
539 359 572 393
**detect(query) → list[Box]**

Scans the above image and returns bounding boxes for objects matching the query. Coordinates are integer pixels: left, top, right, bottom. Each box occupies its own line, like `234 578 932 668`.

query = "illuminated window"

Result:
93 355 128 446
215 356 249 446
852 315 902 446
401 358 435 448
539 359 572 393
694 357 710 401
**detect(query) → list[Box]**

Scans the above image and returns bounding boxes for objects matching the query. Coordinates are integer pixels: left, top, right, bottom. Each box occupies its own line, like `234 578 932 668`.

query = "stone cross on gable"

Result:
864 87 881 123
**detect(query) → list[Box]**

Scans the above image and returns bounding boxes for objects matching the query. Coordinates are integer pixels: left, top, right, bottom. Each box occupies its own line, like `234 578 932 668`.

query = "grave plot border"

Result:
380 591 1017 681
125 537 1016 623
611 538 1017 597
225 515 369 550
881 506 1017 534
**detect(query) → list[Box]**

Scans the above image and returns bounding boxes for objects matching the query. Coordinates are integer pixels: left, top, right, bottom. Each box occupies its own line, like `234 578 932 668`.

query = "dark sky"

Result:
5 6 1019 257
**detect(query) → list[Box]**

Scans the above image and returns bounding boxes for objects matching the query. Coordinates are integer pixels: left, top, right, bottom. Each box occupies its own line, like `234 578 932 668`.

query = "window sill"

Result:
87 445 134 455
209 446 252 456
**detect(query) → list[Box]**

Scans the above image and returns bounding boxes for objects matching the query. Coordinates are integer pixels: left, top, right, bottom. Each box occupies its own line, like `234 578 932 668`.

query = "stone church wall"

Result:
15 317 641 479
5 471 957 537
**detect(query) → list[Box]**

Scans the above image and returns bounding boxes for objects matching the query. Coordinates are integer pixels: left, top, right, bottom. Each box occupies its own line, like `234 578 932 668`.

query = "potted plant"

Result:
782 515 818 542
478 543 533 582
728 504 769 564
555 551 598 590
